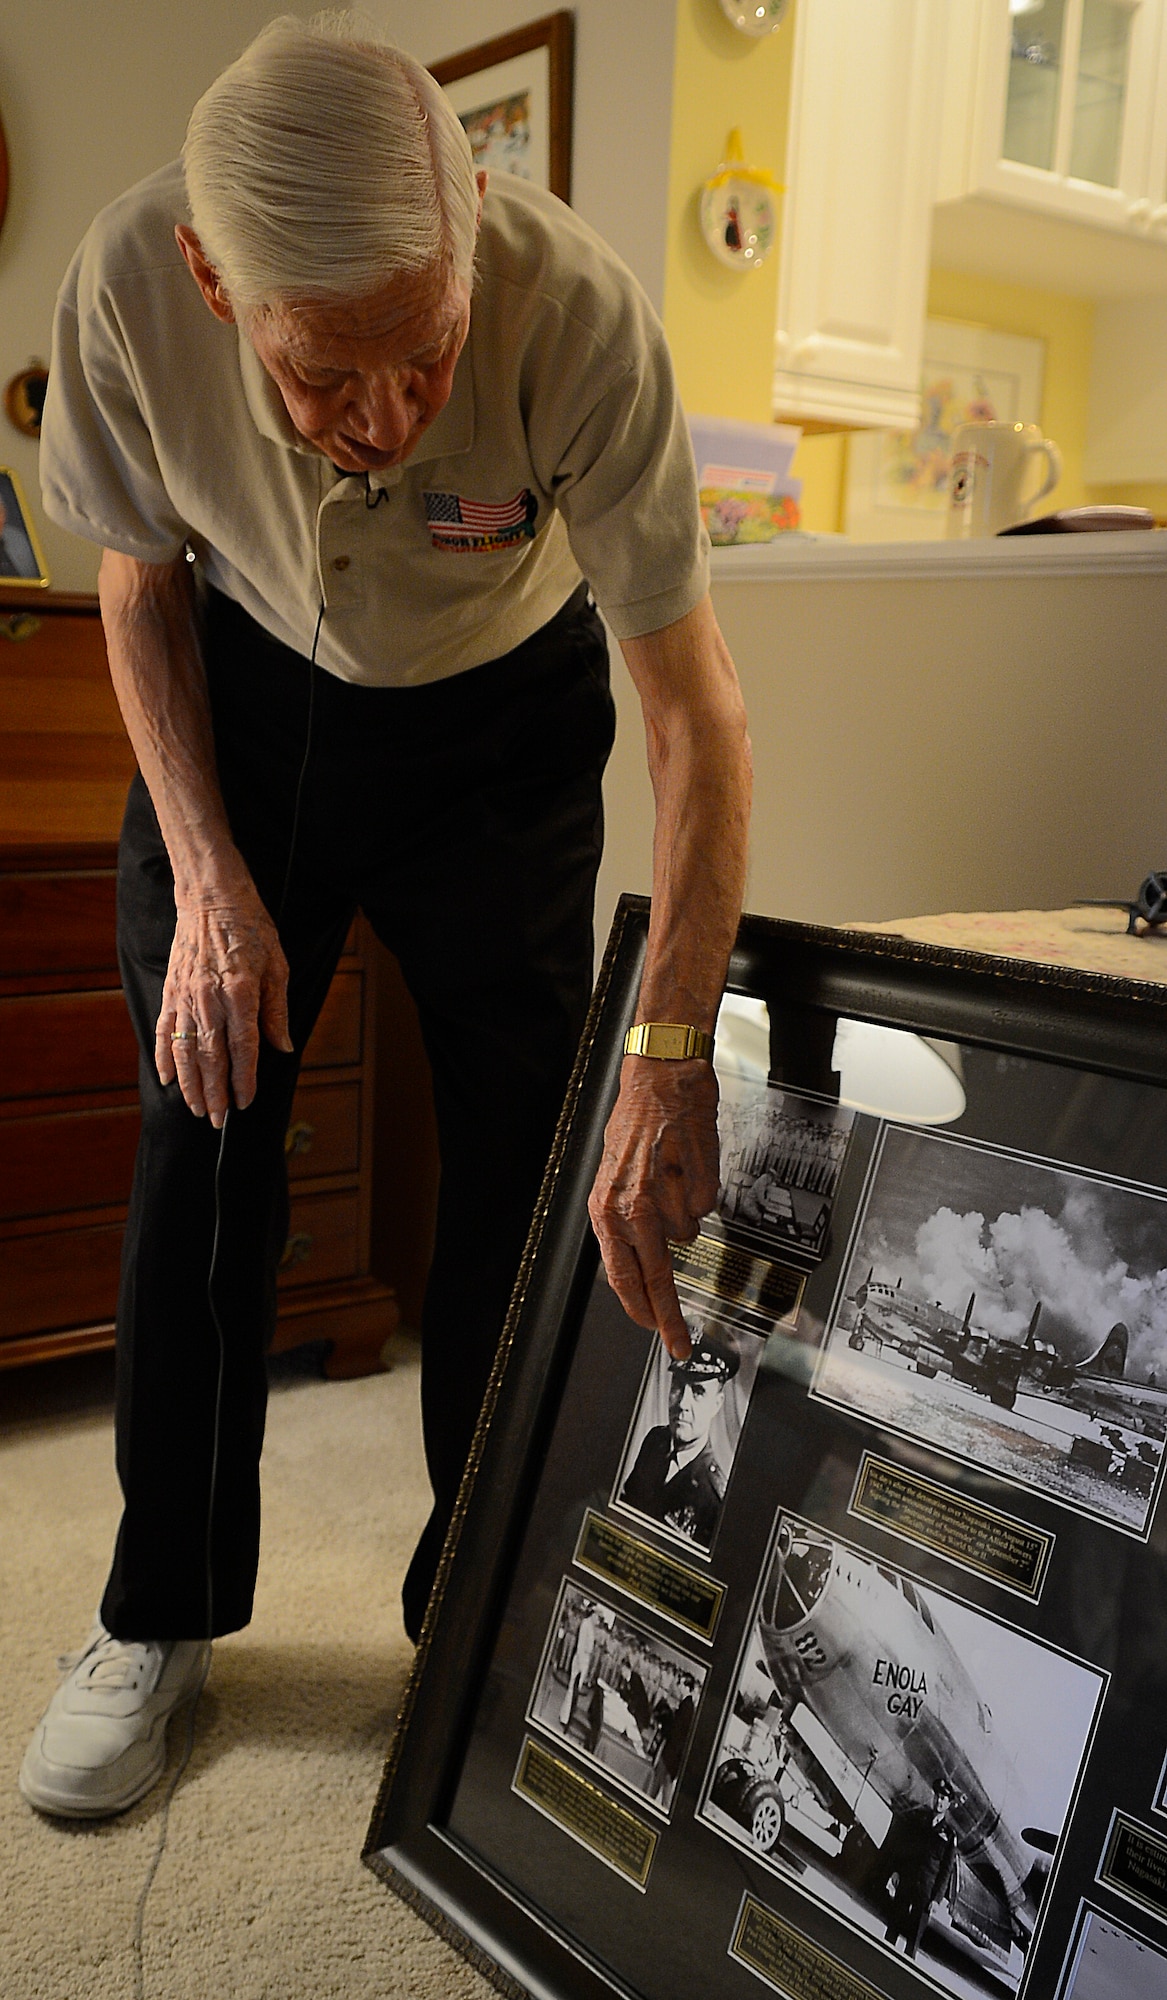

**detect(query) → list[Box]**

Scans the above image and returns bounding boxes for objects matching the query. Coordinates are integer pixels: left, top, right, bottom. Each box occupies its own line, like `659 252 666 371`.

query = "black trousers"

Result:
102 582 614 1645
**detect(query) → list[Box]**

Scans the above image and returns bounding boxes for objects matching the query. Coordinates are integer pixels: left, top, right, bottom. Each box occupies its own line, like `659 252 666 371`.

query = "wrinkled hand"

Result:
156 891 293 1126
588 1057 721 1359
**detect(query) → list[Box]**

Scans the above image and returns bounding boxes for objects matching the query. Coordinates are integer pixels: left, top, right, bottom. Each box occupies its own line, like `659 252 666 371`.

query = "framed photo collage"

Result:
366 900 1167 2000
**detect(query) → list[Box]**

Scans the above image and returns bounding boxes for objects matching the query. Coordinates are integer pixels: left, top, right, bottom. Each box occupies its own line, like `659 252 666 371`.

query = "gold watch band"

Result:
623 1022 715 1063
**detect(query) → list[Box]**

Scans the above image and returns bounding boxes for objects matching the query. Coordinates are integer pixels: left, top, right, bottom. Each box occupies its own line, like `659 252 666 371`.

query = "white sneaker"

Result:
19 1626 209 1819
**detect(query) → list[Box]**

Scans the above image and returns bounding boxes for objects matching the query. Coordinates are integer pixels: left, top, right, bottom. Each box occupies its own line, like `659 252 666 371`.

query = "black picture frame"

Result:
365 896 1167 2000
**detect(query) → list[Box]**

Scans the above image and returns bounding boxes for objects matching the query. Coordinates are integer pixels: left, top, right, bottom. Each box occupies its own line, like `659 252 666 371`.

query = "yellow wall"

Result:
791 434 848 533
661 0 793 423
1090 478 1167 515
917 270 1167 521
661 0 848 529
926 268 1094 513
796 266 1120 534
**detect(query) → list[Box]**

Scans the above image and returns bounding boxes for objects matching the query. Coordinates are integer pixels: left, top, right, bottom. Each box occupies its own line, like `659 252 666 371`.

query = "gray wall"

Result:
594 564 1167 949
366 0 677 312
0 0 677 592
0 0 317 591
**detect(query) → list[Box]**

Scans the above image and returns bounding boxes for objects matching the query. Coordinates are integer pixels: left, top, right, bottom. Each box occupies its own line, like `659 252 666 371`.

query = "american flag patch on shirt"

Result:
423 488 537 552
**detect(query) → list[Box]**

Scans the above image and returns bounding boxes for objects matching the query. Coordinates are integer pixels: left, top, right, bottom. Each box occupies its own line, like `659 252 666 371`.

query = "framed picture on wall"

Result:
845 319 1046 543
365 896 1167 2000
429 11 574 203
0 466 49 587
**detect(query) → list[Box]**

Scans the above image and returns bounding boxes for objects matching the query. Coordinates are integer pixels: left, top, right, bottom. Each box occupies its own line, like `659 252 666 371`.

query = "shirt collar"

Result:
236 320 477 487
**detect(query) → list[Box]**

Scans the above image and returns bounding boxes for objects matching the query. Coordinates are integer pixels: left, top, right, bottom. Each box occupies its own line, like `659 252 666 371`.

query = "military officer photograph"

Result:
616 1313 762 1553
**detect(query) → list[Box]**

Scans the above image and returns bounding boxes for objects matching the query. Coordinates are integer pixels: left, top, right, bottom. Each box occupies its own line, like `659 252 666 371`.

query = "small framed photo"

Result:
430 11 574 201
845 318 1046 543
526 1579 707 1820
0 466 49 587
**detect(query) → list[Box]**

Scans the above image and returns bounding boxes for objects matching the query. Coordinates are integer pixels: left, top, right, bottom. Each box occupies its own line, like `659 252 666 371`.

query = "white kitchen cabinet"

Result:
941 0 1166 237
1143 6 1167 223
771 0 949 430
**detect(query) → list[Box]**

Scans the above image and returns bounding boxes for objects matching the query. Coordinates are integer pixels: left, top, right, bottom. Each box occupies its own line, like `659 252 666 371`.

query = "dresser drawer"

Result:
0 1103 139 1220
0 990 138 1100
278 1191 362 1289
0 867 119 978
0 1079 361 1219
0 1222 123 1340
285 1082 360 1181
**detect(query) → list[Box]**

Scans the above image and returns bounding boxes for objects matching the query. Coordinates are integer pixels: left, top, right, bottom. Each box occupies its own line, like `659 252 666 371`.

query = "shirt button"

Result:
332 555 351 572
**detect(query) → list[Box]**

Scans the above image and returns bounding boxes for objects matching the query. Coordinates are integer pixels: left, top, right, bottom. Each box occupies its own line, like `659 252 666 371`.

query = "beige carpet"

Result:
0 1338 496 2000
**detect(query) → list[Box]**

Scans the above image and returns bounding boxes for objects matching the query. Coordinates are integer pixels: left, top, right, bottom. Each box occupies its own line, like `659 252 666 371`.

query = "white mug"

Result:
945 421 1062 538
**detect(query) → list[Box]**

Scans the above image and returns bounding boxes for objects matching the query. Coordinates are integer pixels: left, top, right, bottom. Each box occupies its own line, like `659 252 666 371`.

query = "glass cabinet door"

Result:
1003 0 1139 189
1071 0 1137 185
973 0 1162 229
1004 0 1068 173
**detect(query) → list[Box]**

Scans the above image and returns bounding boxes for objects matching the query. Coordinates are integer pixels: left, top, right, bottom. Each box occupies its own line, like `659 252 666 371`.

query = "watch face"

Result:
718 0 791 35
699 178 777 270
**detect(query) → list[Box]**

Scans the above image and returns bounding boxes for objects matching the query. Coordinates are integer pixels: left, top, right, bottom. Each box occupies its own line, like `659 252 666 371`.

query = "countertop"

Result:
709 530 1167 584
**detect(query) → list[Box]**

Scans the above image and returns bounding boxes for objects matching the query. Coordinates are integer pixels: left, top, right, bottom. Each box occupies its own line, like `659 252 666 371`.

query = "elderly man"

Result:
21 15 749 1819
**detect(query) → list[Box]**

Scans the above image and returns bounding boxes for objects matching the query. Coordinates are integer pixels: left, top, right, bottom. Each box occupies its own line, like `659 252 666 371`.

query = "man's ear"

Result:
174 225 236 324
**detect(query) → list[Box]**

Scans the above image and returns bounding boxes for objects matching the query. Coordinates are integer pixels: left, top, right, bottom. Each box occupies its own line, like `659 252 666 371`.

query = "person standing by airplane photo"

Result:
883 1780 961 1961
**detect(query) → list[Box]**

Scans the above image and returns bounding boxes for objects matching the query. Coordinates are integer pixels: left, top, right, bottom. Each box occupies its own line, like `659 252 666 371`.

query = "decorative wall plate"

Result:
700 129 783 271
5 363 48 440
718 0 791 36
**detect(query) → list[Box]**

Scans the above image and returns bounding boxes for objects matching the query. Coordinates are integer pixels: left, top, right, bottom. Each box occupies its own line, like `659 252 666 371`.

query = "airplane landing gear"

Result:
711 1757 786 1855
749 1791 784 1853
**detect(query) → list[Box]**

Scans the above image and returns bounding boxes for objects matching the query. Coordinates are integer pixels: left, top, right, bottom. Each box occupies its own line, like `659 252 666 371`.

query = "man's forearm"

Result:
98 549 291 1121
98 548 250 904
588 595 750 1357
622 593 752 1032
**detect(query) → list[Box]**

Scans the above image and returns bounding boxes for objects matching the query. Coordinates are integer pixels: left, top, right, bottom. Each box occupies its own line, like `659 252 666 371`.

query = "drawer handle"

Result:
280 1231 314 1270
0 611 42 642
284 1119 316 1158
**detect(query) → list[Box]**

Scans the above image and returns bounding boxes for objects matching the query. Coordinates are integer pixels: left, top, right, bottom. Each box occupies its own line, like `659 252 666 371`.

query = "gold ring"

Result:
171 1030 198 1041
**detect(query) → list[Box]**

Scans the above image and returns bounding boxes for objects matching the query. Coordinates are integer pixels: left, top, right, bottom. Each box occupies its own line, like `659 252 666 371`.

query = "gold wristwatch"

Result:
623 1022 715 1062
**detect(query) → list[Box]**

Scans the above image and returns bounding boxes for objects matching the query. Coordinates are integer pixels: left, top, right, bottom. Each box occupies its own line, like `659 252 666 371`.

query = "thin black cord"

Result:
276 599 324 925
129 1115 225 2000
130 599 324 1998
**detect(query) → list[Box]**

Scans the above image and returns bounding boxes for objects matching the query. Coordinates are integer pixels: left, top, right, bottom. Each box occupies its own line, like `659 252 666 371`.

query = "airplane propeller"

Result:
1076 870 1167 935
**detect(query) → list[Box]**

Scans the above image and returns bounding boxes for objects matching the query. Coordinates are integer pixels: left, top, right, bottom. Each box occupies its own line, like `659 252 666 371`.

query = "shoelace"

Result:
56 1634 162 1691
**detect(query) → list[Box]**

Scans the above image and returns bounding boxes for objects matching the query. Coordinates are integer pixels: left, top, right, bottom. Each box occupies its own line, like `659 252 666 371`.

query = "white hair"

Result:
182 12 479 312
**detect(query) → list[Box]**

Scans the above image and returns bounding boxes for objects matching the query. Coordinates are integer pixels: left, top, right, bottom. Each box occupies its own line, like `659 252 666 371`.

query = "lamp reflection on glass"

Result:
715 994 966 1126
714 993 771 1081
832 1019 966 1125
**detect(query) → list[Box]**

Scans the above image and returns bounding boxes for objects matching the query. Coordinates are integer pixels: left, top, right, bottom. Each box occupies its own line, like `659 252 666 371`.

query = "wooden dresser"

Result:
0 589 398 1377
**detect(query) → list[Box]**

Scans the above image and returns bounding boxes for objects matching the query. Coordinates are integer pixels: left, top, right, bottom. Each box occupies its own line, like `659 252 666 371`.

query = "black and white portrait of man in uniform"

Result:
617 1314 763 1554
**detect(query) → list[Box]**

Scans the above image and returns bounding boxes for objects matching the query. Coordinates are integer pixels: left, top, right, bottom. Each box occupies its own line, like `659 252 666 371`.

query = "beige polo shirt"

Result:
41 161 709 687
